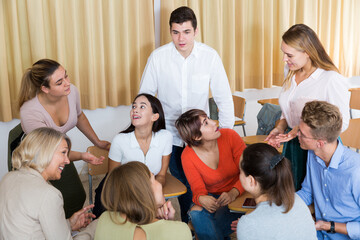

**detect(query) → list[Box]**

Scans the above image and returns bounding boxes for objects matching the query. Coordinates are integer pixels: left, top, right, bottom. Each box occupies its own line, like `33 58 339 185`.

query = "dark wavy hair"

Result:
121 93 165 134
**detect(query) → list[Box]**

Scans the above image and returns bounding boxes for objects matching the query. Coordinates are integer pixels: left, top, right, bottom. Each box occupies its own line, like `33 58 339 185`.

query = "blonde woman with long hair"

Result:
265 24 350 190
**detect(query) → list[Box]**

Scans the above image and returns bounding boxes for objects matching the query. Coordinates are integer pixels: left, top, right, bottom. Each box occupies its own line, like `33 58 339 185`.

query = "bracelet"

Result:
327 221 335 234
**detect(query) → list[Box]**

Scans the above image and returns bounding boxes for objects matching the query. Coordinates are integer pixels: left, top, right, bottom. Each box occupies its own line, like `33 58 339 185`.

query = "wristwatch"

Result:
327 221 336 233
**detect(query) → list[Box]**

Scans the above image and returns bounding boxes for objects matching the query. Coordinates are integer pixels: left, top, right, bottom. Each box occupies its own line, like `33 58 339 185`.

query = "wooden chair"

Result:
349 88 360 119
233 95 247 136
340 118 360 152
257 98 279 106
86 146 187 204
163 174 187 199
87 146 109 205
7 123 25 171
213 95 247 136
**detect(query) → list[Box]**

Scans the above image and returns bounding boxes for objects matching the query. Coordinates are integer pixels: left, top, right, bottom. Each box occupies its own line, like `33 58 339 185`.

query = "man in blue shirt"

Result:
297 100 360 239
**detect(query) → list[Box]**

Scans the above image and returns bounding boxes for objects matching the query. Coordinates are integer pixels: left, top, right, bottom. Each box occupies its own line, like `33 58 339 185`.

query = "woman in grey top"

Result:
233 143 316 240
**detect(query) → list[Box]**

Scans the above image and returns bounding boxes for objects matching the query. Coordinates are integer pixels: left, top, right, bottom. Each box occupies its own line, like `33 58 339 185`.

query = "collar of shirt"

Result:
310 68 323 80
129 131 158 149
314 140 344 169
19 167 44 181
170 41 199 59
291 68 324 85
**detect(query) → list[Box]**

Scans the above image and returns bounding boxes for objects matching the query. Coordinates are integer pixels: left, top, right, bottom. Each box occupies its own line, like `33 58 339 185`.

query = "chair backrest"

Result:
8 123 25 172
209 97 219 120
233 95 246 120
87 146 109 176
256 103 282 135
350 88 360 111
340 118 360 149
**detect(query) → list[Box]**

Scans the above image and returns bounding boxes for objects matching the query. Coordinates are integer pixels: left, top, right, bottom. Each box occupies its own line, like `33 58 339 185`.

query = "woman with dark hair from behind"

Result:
94 162 191 240
93 93 173 217
233 143 316 240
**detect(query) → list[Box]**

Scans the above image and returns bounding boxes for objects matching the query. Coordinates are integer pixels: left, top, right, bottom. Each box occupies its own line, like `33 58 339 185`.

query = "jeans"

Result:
189 196 243 240
169 145 192 223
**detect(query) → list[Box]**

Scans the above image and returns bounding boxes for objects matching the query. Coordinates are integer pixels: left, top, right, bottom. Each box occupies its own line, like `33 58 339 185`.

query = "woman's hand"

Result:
216 188 239 206
199 195 219 213
81 152 105 165
69 204 96 231
96 140 111 150
231 219 239 232
275 126 298 144
265 127 284 148
157 201 176 220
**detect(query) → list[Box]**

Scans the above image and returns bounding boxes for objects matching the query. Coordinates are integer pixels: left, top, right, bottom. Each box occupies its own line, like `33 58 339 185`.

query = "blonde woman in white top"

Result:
265 24 350 190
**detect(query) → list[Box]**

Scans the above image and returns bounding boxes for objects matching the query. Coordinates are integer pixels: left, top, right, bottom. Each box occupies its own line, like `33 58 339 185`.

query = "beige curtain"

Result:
0 0 154 122
161 0 360 92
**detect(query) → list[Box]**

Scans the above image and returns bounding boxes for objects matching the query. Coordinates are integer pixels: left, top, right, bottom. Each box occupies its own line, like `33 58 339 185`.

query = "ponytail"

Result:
241 143 295 213
267 156 295 213
18 59 60 109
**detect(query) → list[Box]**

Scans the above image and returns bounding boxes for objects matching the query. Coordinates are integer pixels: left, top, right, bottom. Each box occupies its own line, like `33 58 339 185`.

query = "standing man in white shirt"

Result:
139 6 234 223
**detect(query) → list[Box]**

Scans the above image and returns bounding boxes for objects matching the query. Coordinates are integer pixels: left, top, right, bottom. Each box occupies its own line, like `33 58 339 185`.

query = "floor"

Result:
80 173 237 239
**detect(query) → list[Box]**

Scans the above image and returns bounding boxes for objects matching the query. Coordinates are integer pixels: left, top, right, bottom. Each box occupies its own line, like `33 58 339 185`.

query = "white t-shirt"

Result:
108 129 173 175
279 68 350 131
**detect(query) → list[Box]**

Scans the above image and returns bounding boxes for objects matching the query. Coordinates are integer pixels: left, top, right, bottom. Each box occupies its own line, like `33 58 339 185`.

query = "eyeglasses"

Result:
297 129 317 140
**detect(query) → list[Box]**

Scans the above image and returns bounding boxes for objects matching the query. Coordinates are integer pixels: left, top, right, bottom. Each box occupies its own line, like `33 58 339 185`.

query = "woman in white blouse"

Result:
93 93 173 217
265 24 350 190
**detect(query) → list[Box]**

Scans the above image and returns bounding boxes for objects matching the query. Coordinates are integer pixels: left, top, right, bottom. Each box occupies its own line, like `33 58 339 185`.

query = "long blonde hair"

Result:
18 59 60 108
282 24 339 89
12 127 71 173
101 162 157 225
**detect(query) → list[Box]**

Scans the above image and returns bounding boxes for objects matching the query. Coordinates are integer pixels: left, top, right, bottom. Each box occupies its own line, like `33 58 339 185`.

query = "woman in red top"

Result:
175 109 245 240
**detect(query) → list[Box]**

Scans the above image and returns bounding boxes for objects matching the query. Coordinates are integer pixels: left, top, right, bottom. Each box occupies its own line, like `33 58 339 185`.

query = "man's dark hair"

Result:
169 6 197 30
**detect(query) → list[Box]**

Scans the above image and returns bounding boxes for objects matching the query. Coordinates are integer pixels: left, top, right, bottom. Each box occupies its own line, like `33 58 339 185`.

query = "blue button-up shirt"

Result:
297 141 360 240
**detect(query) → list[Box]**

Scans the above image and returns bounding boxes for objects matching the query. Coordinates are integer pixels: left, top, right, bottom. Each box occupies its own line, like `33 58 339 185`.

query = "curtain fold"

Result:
1 0 359 122
0 0 155 122
161 0 360 93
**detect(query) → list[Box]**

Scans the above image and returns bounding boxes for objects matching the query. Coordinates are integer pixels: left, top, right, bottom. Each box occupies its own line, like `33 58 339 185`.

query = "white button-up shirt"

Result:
279 68 350 131
139 41 234 146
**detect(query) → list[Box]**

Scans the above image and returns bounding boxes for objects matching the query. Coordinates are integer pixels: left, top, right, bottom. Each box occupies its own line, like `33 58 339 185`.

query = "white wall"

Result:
0 106 131 181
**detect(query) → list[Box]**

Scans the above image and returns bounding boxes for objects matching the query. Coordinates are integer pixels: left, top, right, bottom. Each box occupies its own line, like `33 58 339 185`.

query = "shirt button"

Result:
323 213 326 216
324 184 327 187
326 198 329 201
